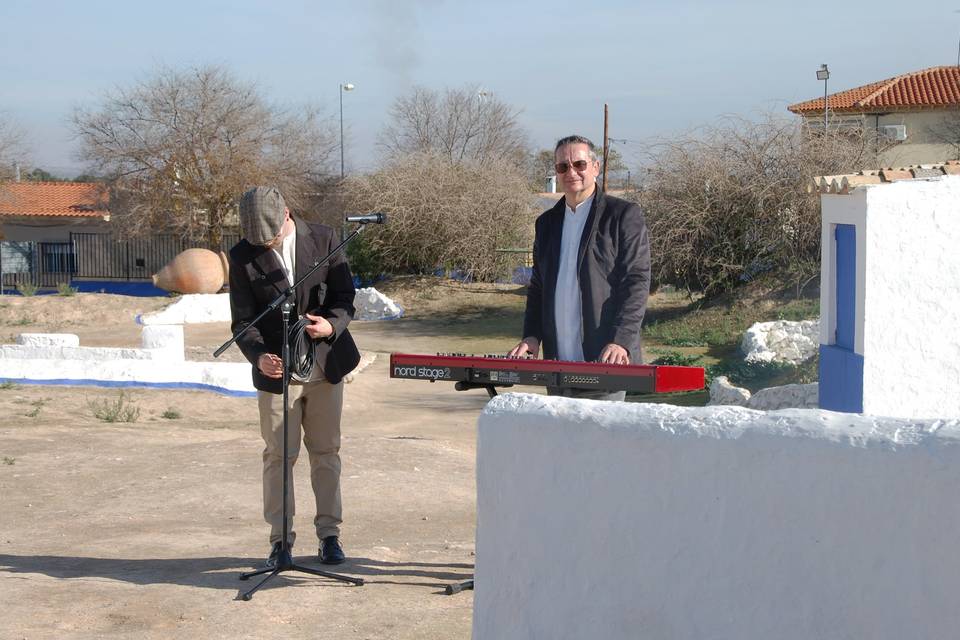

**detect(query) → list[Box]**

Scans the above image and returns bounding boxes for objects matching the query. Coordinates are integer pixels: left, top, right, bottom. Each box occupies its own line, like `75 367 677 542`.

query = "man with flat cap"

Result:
228 186 360 566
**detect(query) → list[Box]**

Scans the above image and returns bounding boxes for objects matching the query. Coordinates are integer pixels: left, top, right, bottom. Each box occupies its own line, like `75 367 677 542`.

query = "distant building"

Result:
0 182 111 290
788 66 960 166
0 181 110 242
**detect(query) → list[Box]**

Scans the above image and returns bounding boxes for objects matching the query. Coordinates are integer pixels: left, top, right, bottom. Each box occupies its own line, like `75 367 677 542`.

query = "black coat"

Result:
522 191 651 363
228 217 361 393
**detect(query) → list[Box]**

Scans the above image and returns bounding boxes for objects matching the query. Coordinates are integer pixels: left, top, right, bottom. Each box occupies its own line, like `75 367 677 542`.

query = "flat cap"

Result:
239 186 287 245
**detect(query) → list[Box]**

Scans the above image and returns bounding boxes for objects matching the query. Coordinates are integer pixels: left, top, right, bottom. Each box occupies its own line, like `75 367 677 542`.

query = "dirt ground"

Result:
0 285 537 639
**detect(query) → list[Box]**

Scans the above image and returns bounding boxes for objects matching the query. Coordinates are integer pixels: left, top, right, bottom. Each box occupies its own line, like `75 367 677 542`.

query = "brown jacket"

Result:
228 217 360 393
522 191 651 363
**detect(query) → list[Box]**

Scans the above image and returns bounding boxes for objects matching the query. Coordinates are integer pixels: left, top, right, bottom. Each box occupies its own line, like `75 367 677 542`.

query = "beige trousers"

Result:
258 380 343 547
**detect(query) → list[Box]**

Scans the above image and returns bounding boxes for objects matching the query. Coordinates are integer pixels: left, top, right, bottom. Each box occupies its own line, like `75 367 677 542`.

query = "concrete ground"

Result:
0 303 508 639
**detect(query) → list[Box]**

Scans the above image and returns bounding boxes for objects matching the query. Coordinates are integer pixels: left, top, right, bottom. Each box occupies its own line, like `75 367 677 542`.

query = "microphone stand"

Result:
215 222 372 600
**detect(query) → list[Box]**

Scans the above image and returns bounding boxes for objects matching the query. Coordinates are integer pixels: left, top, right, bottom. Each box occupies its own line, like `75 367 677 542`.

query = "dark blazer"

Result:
228 217 361 393
522 191 651 363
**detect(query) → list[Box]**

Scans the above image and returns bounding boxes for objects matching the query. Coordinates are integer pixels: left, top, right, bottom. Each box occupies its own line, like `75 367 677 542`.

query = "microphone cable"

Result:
286 315 316 382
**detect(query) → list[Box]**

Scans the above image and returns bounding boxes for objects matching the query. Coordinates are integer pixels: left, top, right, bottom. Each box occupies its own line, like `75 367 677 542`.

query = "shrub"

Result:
56 282 78 296
339 152 534 282
346 232 386 284
25 399 45 418
631 115 881 298
89 390 141 423
17 281 38 296
648 349 705 368
161 408 181 419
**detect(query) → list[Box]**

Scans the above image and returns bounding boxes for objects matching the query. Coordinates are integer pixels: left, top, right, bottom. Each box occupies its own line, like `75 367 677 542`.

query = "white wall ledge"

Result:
474 393 960 640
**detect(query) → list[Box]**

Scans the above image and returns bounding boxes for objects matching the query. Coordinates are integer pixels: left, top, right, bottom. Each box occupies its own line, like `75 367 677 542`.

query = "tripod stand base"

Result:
239 549 364 600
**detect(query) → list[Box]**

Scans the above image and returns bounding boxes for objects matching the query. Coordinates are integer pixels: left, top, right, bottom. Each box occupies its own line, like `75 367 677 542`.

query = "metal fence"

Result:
0 232 240 290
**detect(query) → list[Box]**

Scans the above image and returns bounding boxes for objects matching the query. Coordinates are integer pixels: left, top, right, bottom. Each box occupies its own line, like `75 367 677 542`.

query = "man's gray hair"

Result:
555 135 598 162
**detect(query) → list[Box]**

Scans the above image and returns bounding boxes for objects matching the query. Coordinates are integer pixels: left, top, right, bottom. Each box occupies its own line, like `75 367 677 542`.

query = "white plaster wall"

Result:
140 324 185 360
138 294 231 325
0 344 170 361
0 331 254 396
0 357 254 395
0 220 111 242
474 393 960 640
17 333 80 347
861 176 960 418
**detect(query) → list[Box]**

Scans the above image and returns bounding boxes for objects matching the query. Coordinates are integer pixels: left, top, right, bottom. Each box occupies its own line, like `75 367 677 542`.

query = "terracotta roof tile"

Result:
0 182 109 218
811 162 959 194
788 66 960 114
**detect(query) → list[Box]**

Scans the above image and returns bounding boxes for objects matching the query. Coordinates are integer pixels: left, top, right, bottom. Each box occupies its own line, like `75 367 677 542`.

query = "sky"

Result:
2 0 960 178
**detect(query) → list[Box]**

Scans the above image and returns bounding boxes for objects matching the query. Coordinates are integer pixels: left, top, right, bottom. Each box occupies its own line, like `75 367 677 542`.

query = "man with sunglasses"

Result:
509 135 651 400
228 186 361 567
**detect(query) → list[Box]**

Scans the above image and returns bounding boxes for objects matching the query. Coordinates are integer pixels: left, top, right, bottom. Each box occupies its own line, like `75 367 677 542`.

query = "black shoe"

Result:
267 541 292 568
319 536 345 564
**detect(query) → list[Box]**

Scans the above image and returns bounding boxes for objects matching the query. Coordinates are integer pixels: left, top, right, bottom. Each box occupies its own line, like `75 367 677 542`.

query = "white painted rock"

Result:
710 374 820 411
708 376 751 406
16 333 80 347
354 287 403 321
748 382 819 410
741 319 819 365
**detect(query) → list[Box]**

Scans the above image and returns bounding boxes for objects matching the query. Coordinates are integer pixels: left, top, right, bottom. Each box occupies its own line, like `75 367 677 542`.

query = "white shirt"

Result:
554 193 594 362
272 224 297 287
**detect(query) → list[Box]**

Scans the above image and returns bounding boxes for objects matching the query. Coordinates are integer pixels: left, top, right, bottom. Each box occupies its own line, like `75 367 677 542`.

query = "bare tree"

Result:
378 85 529 166
631 115 875 297
0 114 27 181
73 65 338 249
339 151 534 281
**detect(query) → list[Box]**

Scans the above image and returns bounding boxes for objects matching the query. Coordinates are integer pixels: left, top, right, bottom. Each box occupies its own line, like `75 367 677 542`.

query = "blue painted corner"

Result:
818 344 864 413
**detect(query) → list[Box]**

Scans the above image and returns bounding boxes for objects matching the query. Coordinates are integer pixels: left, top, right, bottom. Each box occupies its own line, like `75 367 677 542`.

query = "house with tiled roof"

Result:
0 181 111 242
0 181 112 290
788 66 960 165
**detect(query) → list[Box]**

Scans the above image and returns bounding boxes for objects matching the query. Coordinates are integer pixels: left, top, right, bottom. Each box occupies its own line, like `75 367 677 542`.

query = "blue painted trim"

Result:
818 344 864 413
834 224 856 350
0 377 255 397
70 280 172 297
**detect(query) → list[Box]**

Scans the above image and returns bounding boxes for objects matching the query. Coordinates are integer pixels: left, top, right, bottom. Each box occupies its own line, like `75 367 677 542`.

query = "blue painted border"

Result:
2 282 171 297
71 280 171 296
0 377 255 397
818 344 864 413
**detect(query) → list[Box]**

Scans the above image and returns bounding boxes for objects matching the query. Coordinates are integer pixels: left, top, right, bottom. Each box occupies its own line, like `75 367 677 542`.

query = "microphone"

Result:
345 213 387 224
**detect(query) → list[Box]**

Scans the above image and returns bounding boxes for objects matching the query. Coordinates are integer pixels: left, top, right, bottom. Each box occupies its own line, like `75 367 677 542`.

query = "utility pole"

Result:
602 104 610 192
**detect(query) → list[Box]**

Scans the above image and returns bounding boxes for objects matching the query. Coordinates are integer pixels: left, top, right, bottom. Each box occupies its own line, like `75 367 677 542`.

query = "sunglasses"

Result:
555 159 591 174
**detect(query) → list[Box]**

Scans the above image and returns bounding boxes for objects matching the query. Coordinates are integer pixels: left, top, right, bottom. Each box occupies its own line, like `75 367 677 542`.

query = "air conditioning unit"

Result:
880 124 907 141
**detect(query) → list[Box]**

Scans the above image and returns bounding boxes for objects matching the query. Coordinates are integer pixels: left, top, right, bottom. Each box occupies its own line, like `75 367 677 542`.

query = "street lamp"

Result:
339 83 355 179
816 64 830 132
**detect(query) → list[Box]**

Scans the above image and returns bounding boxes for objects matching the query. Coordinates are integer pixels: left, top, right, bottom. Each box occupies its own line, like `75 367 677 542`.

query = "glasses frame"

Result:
555 159 591 174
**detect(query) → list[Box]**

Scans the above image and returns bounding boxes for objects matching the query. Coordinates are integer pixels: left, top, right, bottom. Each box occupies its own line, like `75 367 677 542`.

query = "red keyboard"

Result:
389 353 704 394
